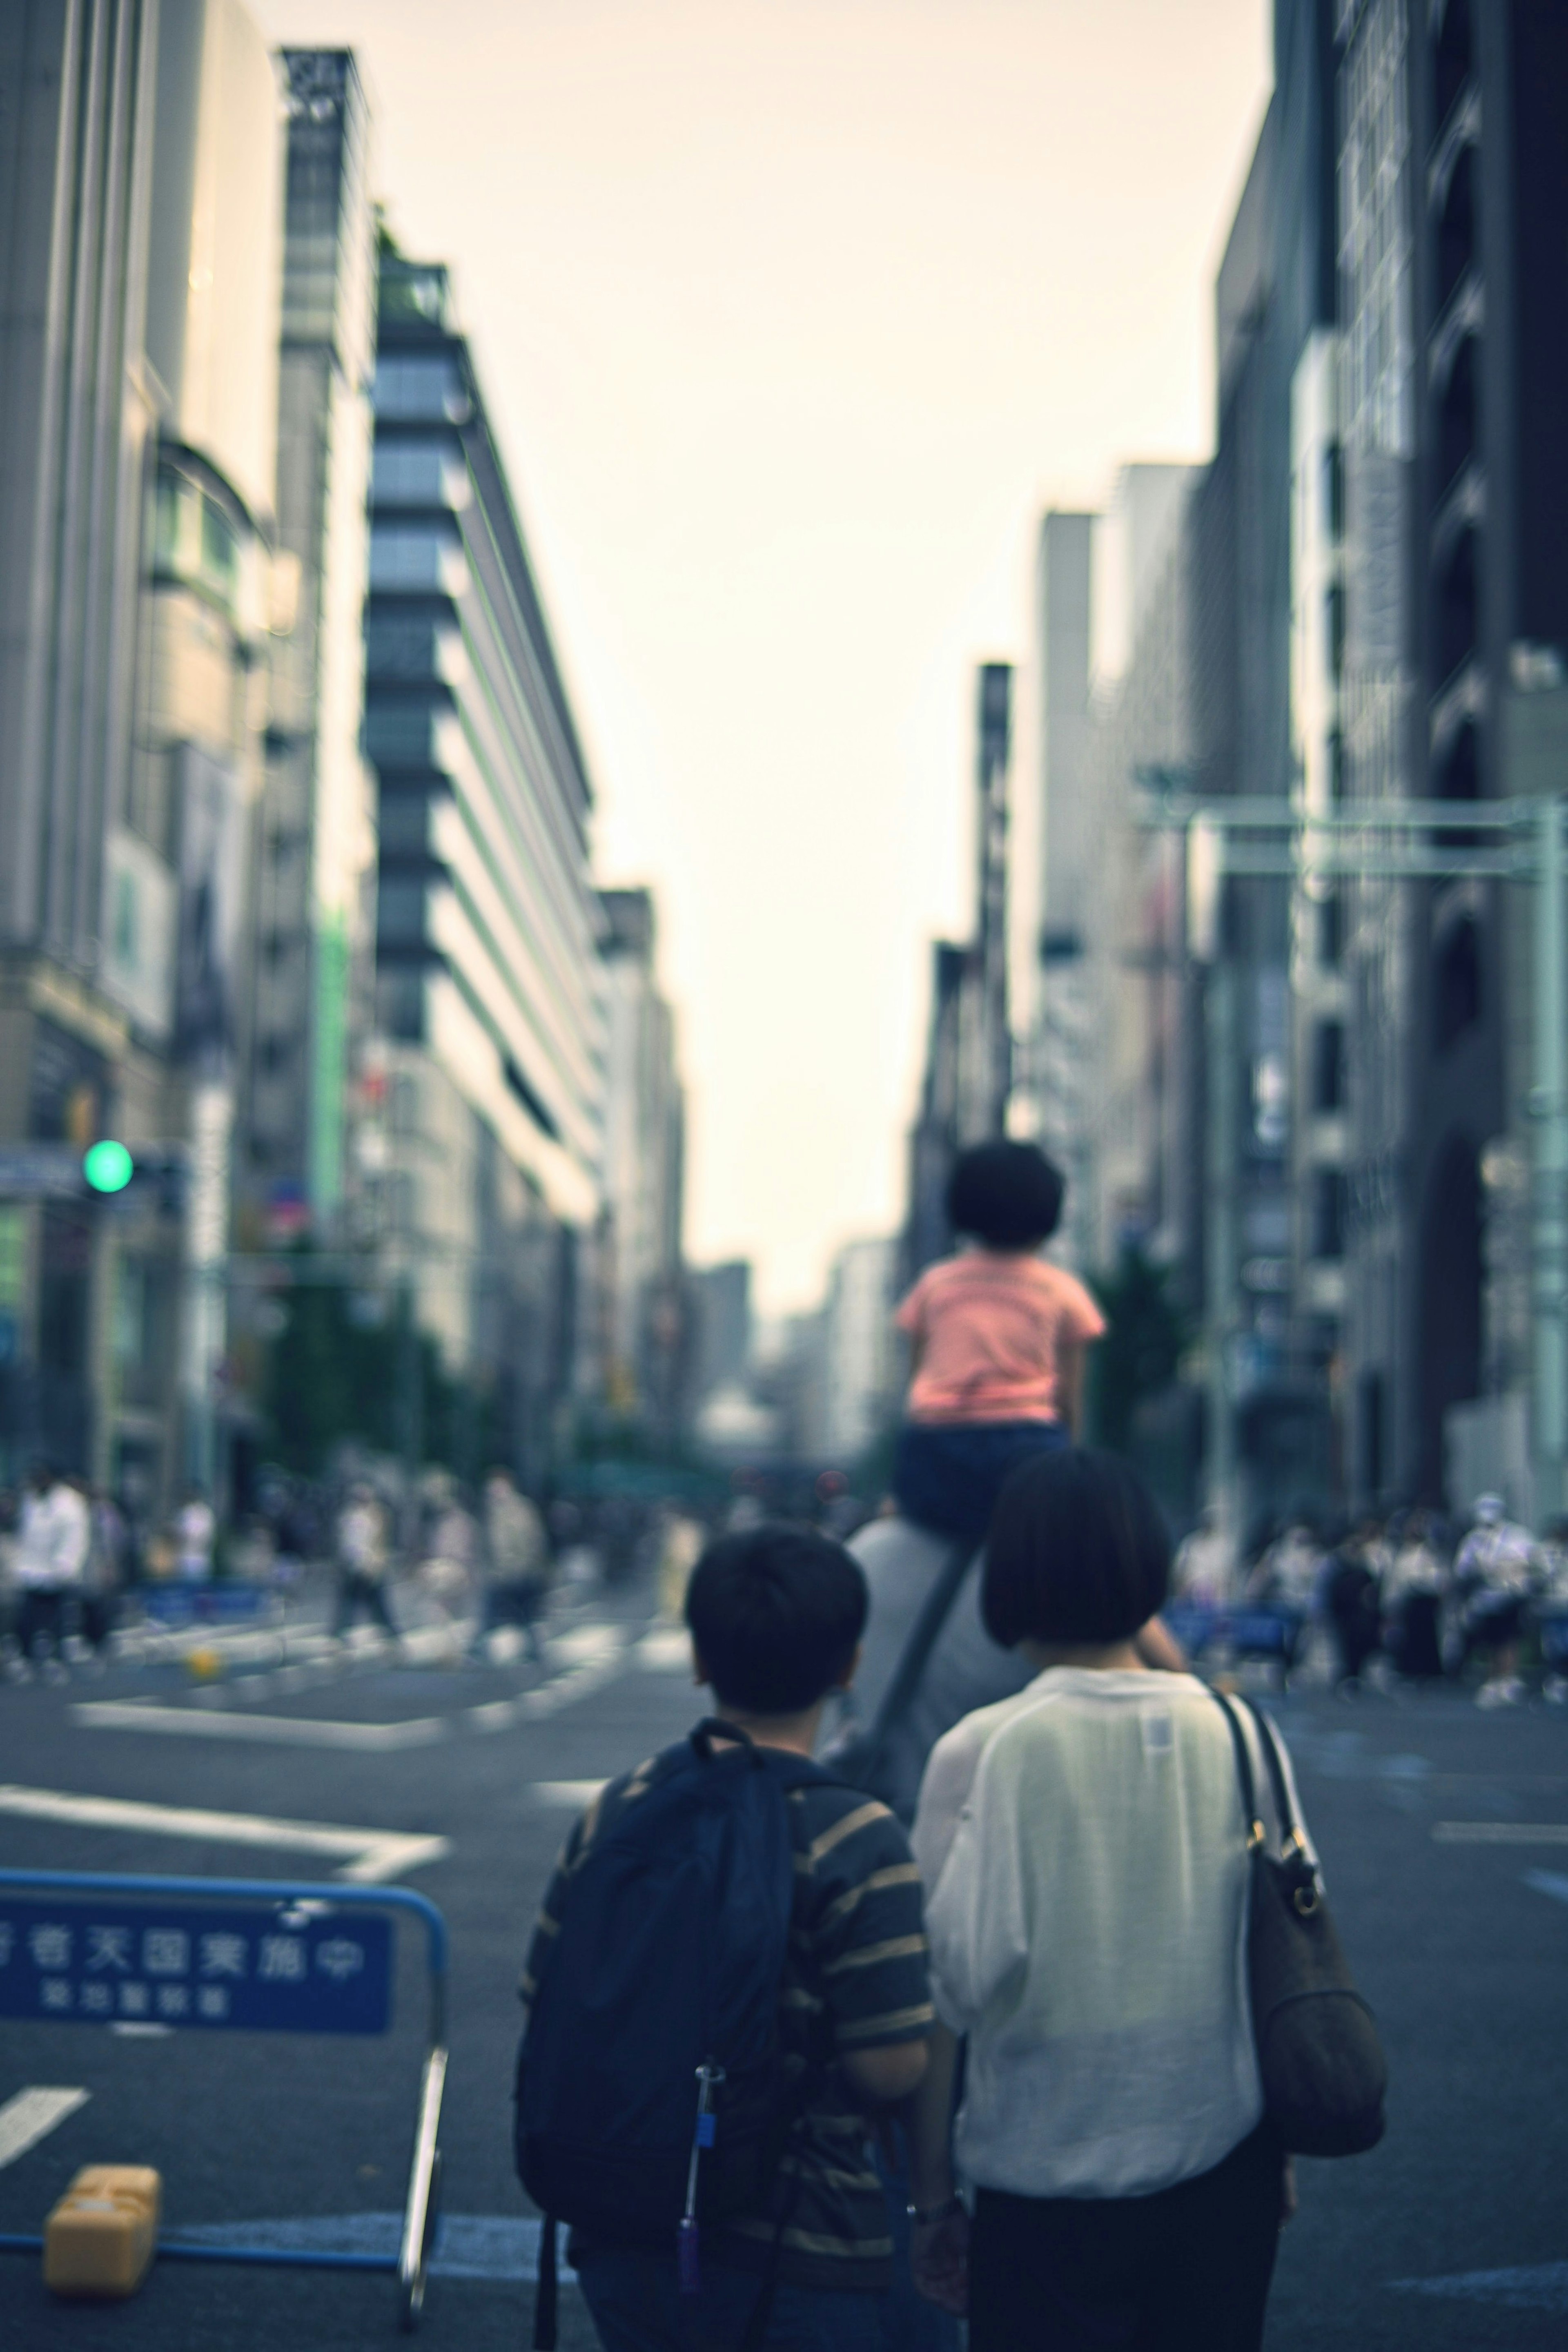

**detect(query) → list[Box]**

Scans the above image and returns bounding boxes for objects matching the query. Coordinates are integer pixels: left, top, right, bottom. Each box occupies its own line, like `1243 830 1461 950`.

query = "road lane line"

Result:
0 1784 449 1883
533 1781 607 1807
1432 1822 1568 1844
71 1703 449 1750
0 2088 90 2171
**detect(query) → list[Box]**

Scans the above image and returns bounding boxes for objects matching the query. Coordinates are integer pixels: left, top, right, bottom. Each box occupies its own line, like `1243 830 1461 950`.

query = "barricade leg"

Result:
397 2044 447 2330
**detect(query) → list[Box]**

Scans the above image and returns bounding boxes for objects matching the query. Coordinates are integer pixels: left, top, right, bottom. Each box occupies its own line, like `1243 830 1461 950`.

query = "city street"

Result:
0 1586 1565 2347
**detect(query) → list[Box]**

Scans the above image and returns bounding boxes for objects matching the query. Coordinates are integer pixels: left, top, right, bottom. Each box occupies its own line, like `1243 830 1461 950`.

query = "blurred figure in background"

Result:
332 1483 399 1644
654 1500 706 1625
1171 1504 1234 1607
81 1486 128 1664
173 1483 216 1583
1453 1494 1541 1707
1382 1510 1448 1683
1323 1518 1384 1694
481 1469 550 1662
11 1461 89 1680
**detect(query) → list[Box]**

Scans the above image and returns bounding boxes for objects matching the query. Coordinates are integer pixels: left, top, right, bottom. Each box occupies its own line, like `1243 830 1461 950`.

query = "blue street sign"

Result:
0 1898 392 2034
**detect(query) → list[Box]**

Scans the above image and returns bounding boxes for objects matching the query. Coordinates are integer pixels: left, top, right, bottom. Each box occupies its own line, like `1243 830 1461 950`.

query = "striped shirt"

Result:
520 1739 934 2293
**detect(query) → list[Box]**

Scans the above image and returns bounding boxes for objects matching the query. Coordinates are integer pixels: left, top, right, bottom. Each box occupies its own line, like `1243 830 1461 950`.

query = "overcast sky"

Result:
255 0 1272 1311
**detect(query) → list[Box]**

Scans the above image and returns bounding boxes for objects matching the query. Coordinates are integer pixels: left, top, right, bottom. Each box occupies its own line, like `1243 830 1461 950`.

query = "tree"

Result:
1088 1246 1189 1453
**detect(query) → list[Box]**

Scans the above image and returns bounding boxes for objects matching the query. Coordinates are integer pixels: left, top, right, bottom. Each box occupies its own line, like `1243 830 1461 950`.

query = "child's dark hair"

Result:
685 1522 868 1713
946 1140 1065 1249
982 1447 1170 1648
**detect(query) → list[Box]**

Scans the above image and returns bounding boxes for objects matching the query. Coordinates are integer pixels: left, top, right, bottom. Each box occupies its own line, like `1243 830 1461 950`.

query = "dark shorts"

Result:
893 1419 1069 1541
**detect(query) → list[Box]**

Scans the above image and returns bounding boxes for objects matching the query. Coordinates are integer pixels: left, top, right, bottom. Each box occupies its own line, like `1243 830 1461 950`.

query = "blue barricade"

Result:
140 1582 272 1627
1539 1613 1568 1667
0 1868 447 2331
1162 1604 1220 1659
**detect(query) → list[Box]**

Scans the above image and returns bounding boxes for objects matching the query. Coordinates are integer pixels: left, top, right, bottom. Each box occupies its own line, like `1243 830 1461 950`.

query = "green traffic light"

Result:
82 1139 135 1195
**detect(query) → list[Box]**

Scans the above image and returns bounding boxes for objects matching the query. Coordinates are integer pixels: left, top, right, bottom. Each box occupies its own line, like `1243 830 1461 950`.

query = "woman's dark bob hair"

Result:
982 1447 1171 1649
945 1140 1065 1251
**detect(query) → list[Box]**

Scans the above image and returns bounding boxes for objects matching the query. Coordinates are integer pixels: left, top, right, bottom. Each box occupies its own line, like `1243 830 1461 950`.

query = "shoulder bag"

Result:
1213 1690 1388 2157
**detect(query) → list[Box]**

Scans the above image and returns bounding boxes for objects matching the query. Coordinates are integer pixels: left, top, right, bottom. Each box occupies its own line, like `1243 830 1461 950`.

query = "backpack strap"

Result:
836 1538 980 1791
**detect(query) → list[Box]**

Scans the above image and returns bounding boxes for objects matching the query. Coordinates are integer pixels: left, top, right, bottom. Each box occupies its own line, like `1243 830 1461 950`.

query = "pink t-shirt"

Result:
895 1251 1106 1426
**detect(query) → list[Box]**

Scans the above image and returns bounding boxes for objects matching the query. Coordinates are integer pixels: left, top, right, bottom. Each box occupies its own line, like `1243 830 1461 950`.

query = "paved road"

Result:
1 1590 1565 2346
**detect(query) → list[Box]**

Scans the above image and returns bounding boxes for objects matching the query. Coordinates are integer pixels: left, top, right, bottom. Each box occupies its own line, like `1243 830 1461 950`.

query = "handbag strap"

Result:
1212 1689 1266 1855
1212 1690 1309 1863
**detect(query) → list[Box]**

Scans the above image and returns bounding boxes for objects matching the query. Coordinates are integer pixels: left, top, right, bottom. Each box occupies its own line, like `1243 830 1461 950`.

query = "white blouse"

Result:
913 1666 1311 2201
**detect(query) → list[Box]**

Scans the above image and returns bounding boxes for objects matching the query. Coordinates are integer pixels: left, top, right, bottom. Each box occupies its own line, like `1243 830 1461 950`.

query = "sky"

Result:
255 0 1274 1312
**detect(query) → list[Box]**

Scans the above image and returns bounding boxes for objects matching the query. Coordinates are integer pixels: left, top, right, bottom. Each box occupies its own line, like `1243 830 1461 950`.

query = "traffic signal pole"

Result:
1532 796 1568 1520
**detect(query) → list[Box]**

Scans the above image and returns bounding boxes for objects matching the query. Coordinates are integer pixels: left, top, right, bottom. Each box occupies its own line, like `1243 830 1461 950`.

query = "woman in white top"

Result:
905 1448 1304 2350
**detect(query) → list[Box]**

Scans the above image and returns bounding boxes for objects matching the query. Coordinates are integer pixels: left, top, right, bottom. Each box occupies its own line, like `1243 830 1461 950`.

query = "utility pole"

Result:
1532 797 1568 1519
976 663 1013 1137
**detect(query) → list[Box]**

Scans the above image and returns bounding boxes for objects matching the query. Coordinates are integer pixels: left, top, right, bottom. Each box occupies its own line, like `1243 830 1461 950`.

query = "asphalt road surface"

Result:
1 1582 1566 2348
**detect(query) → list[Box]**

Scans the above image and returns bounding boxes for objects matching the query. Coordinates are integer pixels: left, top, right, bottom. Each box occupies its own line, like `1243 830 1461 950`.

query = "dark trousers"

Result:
893 1420 1069 1541
968 2124 1284 2352
16 1587 70 1660
332 1571 398 1639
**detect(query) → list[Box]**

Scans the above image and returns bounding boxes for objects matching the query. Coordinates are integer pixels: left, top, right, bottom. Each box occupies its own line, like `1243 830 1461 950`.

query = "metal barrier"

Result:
1163 1604 1305 1669
0 1866 447 2332
139 1582 275 1628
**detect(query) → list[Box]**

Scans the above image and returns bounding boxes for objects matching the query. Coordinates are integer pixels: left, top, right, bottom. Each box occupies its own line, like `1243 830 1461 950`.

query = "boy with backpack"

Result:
515 1524 934 2350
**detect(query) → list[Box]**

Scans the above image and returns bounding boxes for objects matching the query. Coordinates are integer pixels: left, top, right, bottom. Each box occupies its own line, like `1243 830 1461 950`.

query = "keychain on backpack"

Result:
677 2060 726 2293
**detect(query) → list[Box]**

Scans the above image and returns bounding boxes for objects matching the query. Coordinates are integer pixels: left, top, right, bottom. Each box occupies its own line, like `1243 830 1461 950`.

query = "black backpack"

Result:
515 1720 837 2346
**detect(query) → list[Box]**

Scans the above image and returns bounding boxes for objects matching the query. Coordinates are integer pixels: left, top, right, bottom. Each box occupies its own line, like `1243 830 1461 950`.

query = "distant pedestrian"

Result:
480 1469 549 1661
1171 1504 1234 1607
892 1142 1105 1542
1382 1510 1447 1682
653 1502 705 1624
81 1487 128 1661
515 1523 933 2352
12 1462 90 1678
1454 1494 1541 1705
1324 1520 1384 1692
332 1485 399 1643
173 1484 216 1583
906 1447 1304 2351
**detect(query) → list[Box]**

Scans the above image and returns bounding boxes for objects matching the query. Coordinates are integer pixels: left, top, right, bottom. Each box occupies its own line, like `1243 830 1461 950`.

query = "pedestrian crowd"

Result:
1171 1490 1568 1707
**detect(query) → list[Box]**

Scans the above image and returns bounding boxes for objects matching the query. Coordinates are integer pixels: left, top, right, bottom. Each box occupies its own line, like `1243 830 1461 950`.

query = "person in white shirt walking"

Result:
904 1447 1305 2351
12 1461 91 1677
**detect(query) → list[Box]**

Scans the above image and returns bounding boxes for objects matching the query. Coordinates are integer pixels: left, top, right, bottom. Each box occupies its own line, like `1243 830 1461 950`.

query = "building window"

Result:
1312 1021 1346 1112
1312 1170 1346 1261
1326 584 1347 680
1433 914 1481 1050
1323 441 1344 542
1317 890 1343 970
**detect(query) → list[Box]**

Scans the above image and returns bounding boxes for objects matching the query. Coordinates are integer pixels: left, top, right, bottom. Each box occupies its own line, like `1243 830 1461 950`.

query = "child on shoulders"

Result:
893 1141 1105 1542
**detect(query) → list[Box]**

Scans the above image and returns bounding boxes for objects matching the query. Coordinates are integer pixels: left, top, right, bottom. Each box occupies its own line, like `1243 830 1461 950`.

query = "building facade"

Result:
599 887 685 1443
245 49 376 1246
364 246 607 1474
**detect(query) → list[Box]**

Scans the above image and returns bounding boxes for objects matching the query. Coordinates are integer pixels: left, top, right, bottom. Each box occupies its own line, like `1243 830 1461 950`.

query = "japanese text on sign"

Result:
0 1902 391 2034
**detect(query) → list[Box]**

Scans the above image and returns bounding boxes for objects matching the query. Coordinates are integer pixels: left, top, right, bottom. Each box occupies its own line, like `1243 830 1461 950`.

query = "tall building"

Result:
364 245 607 1472
245 50 376 1243
818 1237 897 1465
1033 514 1096 1271
0 0 284 1502
1334 0 1568 1507
599 887 685 1441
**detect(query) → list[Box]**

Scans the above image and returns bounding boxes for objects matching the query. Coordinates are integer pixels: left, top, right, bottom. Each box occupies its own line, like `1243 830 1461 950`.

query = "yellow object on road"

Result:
185 1646 224 1681
44 2165 161 2298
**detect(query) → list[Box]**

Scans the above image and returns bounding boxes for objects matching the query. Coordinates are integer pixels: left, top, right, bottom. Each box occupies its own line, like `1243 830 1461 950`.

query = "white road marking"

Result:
533 1781 607 1808
1524 1868 1568 1905
636 1627 690 1672
0 2087 90 2171
0 1784 449 1884
1389 2259 1568 2312
1433 1822 1568 1844
70 1623 633 1750
71 1703 450 1751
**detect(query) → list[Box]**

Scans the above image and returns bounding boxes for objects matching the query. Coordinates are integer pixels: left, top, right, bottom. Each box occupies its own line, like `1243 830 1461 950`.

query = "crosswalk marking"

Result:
0 1785 449 1883
0 2087 90 2171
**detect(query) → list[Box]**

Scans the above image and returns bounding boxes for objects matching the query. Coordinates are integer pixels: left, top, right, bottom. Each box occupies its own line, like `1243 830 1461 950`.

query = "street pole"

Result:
1532 796 1568 1521
1205 954 1238 1540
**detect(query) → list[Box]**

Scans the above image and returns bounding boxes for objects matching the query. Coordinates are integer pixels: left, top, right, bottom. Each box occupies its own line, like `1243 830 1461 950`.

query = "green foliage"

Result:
261 1270 464 1477
1087 1245 1190 1453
